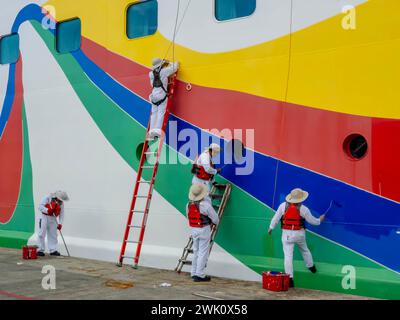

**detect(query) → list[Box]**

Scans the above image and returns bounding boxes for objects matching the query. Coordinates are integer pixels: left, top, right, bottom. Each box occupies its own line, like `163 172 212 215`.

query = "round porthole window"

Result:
343 134 368 160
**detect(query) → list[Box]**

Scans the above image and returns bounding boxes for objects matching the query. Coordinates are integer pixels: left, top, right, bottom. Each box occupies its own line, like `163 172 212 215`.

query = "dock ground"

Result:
0 248 371 300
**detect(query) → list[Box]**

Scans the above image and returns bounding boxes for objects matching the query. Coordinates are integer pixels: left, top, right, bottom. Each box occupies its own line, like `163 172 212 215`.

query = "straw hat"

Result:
152 57 164 69
189 184 208 202
285 188 309 204
52 190 70 202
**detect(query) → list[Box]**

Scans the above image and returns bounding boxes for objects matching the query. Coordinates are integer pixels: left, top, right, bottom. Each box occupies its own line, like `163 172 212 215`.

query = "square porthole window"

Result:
215 0 256 21
56 18 82 54
0 33 20 65
127 0 158 39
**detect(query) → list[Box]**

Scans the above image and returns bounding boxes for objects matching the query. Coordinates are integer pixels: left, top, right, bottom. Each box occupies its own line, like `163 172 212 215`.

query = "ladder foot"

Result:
132 264 138 270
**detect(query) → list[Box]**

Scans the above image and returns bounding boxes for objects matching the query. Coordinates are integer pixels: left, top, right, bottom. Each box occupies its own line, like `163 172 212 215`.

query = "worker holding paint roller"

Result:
191 143 222 190
268 188 325 288
37 190 69 257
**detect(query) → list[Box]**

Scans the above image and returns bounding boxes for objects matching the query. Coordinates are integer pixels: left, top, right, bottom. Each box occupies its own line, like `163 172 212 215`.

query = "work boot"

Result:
193 276 211 282
289 278 295 288
37 251 45 257
50 251 61 256
309 265 317 273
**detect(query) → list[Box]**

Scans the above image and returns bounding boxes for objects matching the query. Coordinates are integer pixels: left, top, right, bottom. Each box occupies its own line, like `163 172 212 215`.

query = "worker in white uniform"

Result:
191 143 222 190
268 188 325 288
37 190 69 256
187 184 219 282
148 57 180 138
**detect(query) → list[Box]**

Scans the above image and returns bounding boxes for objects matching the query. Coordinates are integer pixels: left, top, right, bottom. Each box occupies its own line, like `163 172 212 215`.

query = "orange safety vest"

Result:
281 203 305 230
188 202 212 228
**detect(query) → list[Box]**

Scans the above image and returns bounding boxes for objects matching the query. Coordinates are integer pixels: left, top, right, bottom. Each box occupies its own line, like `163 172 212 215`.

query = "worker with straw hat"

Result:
268 188 325 288
187 184 219 282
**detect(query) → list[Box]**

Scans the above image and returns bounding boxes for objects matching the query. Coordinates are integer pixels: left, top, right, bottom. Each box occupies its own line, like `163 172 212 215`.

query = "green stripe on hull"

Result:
0 103 35 248
31 21 400 299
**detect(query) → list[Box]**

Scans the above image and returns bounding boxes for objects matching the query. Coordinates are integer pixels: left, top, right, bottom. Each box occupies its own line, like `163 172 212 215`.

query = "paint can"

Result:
22 245 38 260
262 271 290 292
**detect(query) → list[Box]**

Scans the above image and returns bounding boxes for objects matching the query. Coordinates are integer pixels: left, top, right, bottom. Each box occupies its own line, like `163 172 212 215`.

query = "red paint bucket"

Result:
262 271 290 292
22 245 38 260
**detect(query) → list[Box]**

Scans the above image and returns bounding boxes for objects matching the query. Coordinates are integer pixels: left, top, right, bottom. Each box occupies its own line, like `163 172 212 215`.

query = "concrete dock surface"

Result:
0 248 372 300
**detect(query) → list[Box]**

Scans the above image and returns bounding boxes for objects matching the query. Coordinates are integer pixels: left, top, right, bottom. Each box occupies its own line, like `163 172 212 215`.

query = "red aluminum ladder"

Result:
117 72 177 269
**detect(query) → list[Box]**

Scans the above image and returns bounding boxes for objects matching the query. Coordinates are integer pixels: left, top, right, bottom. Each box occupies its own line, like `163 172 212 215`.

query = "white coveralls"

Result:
148 62 179 133
37 194 65 253
192 151 218 190
269 203 321 278
187 199 219 278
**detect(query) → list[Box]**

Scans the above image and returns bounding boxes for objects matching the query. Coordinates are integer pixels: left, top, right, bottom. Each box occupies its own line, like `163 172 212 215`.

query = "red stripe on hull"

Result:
0 59 24 224
81 38 400 202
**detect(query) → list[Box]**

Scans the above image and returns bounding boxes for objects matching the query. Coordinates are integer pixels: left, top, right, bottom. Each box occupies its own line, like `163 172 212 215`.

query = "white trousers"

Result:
38 214 58 253
191 225 211 278
281 229 314 278
149 99 168 132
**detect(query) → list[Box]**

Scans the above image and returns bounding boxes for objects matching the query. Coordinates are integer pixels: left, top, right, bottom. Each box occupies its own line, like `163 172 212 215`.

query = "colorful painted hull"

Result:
0 0 399 299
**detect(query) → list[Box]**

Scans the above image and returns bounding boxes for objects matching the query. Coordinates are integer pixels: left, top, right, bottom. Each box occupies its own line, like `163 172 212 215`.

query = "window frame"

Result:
55 17 82 54
126 0 158 40
0 33 20 65
213 0 257 23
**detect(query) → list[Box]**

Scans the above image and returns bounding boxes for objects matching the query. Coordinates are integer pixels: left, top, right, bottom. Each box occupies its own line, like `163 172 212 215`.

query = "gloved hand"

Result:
216 168 222 174
57 224 62 231
268 229 272 236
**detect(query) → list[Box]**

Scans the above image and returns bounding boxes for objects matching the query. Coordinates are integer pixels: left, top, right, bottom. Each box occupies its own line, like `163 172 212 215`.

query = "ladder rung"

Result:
125 240 142 244
213 184 226 189
179 259 192 265
128 225 143 228
132 210 147 213
211 194 223 199
187 249 193 254
122 255 135 259
145 151 157 155
134 195 148 198
138 181 151 184
141 166 155 169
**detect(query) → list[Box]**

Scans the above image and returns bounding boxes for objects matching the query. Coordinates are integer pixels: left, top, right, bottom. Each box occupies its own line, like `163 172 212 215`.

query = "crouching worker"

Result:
268 188 325 288
148 58 180 139
191 143 222 190
37 190 69 257
187 184 219 282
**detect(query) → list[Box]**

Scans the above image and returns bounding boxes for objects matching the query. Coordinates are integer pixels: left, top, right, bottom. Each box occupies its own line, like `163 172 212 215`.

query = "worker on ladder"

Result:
187 184 219 282
148 58 180 139
191 143 222 190
268 188 325 288
37 190 69 257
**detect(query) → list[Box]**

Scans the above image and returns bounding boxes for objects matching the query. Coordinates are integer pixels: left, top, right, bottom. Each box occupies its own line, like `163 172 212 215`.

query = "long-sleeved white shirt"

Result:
196 151 217 176
38 194 65 225
269 202 320 230
149 62 179 101
186 199 219 226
